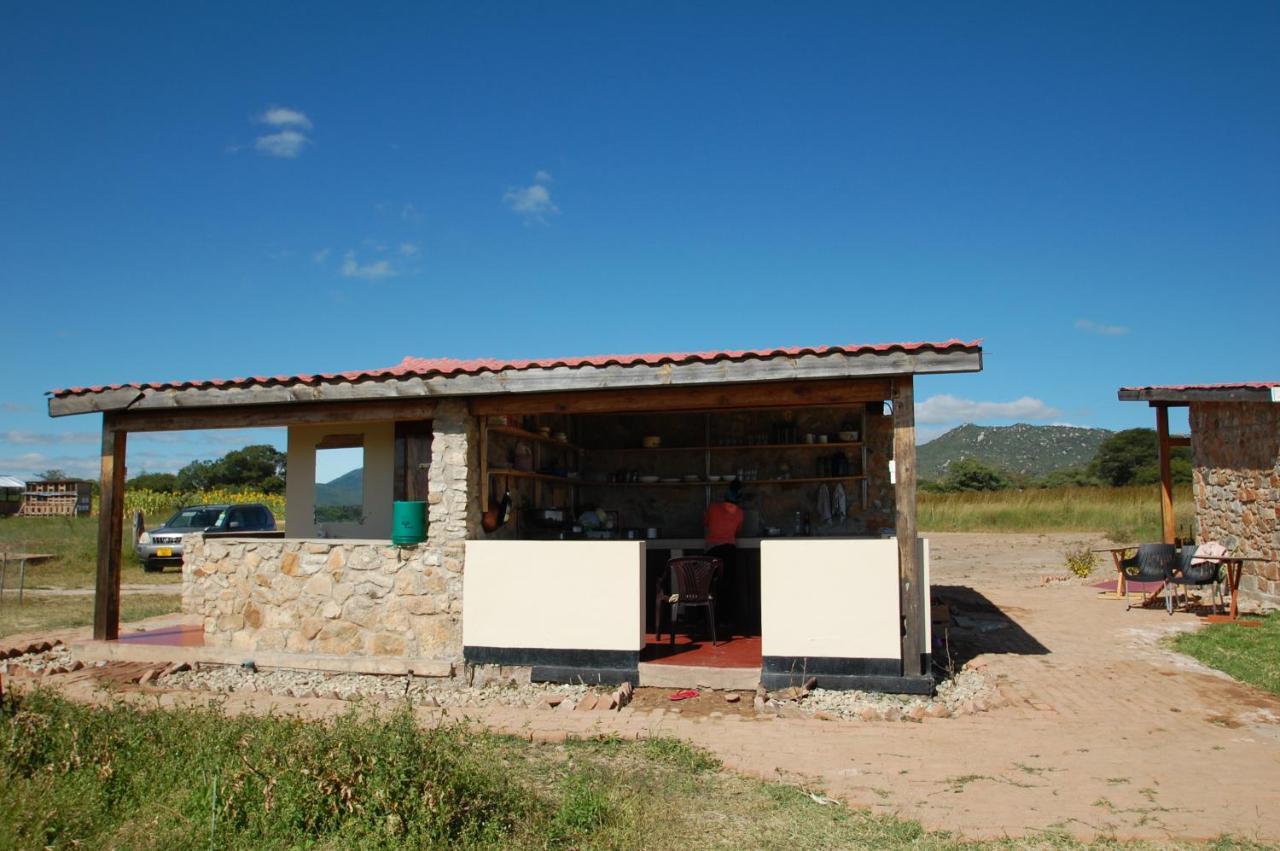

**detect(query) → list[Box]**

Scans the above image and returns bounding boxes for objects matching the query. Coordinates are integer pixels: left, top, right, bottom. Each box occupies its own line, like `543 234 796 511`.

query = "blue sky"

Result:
1 2 1276 480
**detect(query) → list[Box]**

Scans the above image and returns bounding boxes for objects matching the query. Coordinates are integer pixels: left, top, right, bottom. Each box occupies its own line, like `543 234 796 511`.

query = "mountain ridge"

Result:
918 423 1111 481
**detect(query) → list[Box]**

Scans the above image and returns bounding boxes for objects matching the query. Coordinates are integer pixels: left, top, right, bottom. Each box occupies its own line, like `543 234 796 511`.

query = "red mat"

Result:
1090 578 1164 593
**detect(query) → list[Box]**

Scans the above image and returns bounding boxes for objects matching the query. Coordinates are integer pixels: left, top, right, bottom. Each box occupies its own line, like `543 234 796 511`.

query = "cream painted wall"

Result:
462 541 645 651
285 422 395 539
761 538 930 660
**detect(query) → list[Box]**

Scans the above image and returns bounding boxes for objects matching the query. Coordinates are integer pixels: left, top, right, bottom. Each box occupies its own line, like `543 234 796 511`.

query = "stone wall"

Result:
182 537 459 661
183 398 481 666
1191 401 1280 606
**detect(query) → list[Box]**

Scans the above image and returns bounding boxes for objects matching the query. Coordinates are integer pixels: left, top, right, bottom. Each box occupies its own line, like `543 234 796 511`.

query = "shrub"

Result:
1065 546 1099 578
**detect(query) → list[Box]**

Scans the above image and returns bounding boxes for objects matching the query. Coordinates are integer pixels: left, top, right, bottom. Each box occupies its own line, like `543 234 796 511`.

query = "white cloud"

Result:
1075 318 1129 336
916 394 1062 425
255 129 310 159
340 251 396 280
257 106 312 129
1 430 98 446
503 170 558 221
398 242 419 257
313 248 331 264
1 402 31 413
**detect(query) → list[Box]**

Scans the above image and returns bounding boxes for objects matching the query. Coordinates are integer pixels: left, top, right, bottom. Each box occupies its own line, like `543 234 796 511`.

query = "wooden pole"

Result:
1155 405 1176 545
893 377 924 678
93 419 126 641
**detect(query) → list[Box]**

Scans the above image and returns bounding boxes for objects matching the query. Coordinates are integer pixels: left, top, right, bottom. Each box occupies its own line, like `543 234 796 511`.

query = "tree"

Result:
175 444 287 493
128 471 179 492
1091 428 1191 486
36 469 69 481
939 458 1010 492
1036 466 1101 488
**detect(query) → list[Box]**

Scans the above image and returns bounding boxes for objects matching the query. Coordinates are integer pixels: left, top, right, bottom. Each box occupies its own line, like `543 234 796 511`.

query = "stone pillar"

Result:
422 399 481 661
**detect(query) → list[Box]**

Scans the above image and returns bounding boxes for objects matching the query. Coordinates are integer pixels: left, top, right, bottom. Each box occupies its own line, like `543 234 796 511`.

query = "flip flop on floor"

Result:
668 689 700 701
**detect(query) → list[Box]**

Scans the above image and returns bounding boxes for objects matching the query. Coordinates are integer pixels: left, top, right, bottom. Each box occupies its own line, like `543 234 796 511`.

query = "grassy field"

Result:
0 595 180 639
1171 613 1279 696
0 516 179 589
0 692 1264 851
919 485 1195 543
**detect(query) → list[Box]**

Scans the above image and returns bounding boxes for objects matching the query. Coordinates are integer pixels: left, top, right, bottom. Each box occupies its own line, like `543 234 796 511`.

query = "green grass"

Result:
919 485 1195 542
0 594 181 639
0 694 1268 850
1171 613 1280 696
0 516 180 589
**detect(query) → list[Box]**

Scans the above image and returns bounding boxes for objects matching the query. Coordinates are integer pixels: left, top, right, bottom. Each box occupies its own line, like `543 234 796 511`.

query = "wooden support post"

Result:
893 377 924 677
1155 405 1176 545
93 419 126 641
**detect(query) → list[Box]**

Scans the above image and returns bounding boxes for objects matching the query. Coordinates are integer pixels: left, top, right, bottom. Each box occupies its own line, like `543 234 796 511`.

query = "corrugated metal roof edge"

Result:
49 339 982 399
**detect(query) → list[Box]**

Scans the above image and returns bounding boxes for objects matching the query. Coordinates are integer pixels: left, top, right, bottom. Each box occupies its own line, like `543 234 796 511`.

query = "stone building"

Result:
48 340 982 691
1119 382 1280 606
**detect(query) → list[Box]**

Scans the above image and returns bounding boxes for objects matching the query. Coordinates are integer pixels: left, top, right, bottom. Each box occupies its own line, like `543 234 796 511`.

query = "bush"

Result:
1064 546 1099 578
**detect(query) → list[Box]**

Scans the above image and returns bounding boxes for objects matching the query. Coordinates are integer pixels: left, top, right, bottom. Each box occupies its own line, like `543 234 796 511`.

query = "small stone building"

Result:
49 340 983 691
1119 382 1280 606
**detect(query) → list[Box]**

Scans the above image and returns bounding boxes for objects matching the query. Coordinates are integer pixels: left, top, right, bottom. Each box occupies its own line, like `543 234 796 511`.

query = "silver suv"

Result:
135 503 277 572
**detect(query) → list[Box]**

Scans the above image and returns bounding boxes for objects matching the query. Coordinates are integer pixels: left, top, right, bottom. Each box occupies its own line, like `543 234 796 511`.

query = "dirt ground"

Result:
14 532 1280 842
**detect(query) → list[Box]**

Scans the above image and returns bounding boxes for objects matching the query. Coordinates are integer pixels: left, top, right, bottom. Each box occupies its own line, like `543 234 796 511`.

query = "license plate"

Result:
156 547 172 557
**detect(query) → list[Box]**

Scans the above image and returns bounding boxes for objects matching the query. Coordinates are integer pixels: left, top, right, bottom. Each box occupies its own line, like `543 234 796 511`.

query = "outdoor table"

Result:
0 552 55 606
1092 546 1140 599
1182 555 1268 624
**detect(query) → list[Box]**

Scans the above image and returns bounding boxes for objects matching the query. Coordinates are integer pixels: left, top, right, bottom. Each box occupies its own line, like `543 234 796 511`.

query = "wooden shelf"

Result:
710 442 863 451
582 475 867 487
487 469 580 485
580 441 862 453
487 425 581 452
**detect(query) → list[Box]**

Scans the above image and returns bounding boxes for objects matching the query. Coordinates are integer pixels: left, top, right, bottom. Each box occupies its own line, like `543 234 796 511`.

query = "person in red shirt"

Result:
704 479 744 629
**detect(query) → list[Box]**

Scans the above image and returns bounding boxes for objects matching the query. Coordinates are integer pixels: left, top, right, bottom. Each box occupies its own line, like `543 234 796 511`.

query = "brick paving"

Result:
21 532 1280 841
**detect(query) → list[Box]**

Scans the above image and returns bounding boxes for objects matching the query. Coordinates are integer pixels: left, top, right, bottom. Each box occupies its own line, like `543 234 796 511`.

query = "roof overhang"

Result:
48 341 982 418
1118 383 1280 405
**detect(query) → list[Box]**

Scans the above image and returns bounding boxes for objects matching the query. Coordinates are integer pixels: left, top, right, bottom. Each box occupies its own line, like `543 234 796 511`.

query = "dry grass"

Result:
0 594 180 639
0 516 180 589
918 485 1195 542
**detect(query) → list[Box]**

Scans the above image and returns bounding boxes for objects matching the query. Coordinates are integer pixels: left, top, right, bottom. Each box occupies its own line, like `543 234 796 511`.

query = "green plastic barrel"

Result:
392 500 427 546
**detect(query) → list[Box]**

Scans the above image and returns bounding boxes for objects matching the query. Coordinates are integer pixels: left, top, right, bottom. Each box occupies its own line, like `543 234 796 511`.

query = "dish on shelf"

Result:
706 474 721 482
838 430 859 442
683 474 701 482
638 475 660 483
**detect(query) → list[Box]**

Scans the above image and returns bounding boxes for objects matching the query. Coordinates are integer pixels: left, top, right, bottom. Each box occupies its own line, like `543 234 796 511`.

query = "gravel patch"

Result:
779 665 1001 721
160 664 598 709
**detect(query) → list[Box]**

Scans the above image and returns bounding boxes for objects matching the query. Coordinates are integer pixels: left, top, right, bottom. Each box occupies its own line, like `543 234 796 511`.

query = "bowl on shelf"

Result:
638 475 661 483
707 474 722 482
838 430 859 442
683 474 701 482
641 435 662 449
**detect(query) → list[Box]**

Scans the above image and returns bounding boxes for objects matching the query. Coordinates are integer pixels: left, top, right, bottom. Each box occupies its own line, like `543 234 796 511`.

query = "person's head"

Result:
726 479 744 505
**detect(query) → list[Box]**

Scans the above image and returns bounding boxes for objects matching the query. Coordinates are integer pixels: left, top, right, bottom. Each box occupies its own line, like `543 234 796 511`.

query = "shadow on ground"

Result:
933 585 1050 672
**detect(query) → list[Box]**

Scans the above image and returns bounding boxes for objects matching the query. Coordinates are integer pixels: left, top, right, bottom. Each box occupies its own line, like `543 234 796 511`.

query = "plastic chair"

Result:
654 556 722 646
1169 544 1225 613
1120 544 1178 614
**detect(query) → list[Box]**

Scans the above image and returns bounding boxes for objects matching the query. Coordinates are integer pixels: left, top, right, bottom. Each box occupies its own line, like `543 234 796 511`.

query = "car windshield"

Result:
164 507 226 529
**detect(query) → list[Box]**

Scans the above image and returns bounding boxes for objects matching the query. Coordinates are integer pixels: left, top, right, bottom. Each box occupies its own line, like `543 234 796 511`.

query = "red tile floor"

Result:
640 633 761 668
107 623 763 669
113 623 205 647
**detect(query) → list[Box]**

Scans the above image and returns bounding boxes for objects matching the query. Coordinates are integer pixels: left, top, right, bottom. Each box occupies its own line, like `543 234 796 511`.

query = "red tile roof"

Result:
50 339 981 398
1119 381 1279 392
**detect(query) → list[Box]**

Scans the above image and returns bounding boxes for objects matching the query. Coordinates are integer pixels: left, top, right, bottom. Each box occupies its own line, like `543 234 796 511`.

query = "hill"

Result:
918 423 1112 481
315 468 363 506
